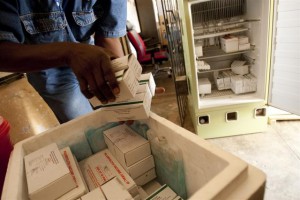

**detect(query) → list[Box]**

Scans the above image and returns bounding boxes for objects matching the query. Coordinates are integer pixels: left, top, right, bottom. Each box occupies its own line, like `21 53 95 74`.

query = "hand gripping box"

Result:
89 54 142 108
24 143 76 200
2 110 266 200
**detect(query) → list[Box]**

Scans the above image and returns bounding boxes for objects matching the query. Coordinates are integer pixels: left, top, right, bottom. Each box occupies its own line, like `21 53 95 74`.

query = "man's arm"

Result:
0 42 119 103
94 35 124 58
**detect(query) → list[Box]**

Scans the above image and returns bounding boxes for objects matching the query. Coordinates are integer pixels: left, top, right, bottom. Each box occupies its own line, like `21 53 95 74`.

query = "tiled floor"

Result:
151 69 300 200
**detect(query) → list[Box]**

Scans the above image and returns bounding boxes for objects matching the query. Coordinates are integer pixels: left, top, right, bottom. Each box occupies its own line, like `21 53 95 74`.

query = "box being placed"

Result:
24 143 76 200
99 84 152 122
139 73 156 97
58 147 88 200
79 149 138 197
103 124 151 168
89 54 142 108
2 110 266 200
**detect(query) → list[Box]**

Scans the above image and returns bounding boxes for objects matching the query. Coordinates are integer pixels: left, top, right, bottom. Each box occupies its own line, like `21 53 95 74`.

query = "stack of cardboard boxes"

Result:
88 54 156 122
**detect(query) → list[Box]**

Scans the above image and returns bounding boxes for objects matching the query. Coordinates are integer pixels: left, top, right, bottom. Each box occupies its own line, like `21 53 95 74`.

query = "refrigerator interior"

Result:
189 0 271 109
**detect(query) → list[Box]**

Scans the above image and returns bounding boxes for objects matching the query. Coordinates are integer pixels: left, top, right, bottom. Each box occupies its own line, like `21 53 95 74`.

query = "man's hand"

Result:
67 43 120 104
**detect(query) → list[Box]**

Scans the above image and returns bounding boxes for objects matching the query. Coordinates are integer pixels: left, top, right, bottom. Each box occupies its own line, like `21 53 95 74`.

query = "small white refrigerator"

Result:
161 0 300 138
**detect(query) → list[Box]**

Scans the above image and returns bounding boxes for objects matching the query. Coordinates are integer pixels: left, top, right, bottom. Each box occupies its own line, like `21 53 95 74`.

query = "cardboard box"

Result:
103 124 151 168
221 35 238 53
79 149 138 197
195 45 203 57
101 177 133 200
89 54 142 108
99 84 152 122
146 184 177 200
139 73 156 96
239 43 251 51
125 155 155 179
134 168 157 186
58 147 89 200
2 111 266 200
24 143 76 200
238 36 249 44
198 78 211 95
80 187 106 200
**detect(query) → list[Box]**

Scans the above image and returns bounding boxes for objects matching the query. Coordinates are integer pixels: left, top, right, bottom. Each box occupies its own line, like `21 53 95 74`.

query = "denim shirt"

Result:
0 0 127 44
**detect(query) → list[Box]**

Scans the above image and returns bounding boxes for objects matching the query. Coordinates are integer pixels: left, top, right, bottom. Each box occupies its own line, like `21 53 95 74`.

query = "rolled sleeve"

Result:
93 0 127 38
0 0 24 43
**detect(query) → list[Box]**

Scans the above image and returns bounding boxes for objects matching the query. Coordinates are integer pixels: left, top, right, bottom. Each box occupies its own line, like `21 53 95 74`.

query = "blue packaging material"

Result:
85 122 120 153
129 120 150 139
69 137 93 162
149 134 187 199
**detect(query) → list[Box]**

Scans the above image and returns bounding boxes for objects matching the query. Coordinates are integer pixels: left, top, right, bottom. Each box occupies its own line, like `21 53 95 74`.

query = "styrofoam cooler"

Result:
1 110 266 200
0 116 13 195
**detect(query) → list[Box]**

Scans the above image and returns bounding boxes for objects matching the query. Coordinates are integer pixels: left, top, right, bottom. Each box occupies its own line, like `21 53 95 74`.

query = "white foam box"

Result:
139 72 156 96
134 168 157 186
2 110 266 200
220 35 238 53
58 147 88 200
98 84 152 122
89 54 142 108
145 184 177 200
103 124 151 168
101 177 134 200
24 143 77 200
78 149 138 197
80 187 106 200
198 78 211 95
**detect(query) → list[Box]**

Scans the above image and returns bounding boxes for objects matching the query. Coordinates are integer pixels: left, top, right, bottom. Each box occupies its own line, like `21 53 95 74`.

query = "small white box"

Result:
230 75 244 94
125 155 155 179
195 45 203 57
99 84 152 121
239 43 251 51
146 184 177 200
89 54 142 107
198 78 211 95
79 149 138 197
221 36 238 53
58 147 89 200
134 168 157 186
139 73 156 96
24 143 76 200
101 177 133 200
80 187 106 200
238 36 249 44
231 65 249 75
103 124 151 168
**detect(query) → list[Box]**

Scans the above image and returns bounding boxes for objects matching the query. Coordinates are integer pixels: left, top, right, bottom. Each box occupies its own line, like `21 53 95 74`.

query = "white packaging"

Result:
231 75 244 94
103 124 151 168
101 177 133 200
239 43 251 51
134 168 157 186
58 147 88 200
137 186 149 199
145 184 177 200
238 36 249 44
196 60 210 70
125 155 155 179
139 73 156 96
231 65 249 75
99 84 152 121
80 187 106 200
195 45 203 57
89 54 142 108
24 143 76 200
221 36 238 53
198 78 211 95
79 149 138 197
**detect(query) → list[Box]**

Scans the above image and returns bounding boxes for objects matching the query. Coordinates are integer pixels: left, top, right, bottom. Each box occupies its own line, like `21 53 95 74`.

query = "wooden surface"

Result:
0 77 59 145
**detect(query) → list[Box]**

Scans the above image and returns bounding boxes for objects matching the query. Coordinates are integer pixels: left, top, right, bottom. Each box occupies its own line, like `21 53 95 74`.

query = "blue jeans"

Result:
27 67 93 123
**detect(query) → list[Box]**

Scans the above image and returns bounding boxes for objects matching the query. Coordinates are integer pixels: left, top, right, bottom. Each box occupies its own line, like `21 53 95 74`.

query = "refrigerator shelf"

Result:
197 45 255 60
194 27 249 40
198 67 232 74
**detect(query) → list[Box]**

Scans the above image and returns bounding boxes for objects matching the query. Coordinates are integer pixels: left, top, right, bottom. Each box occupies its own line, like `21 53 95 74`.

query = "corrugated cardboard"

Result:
24 143 76 200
